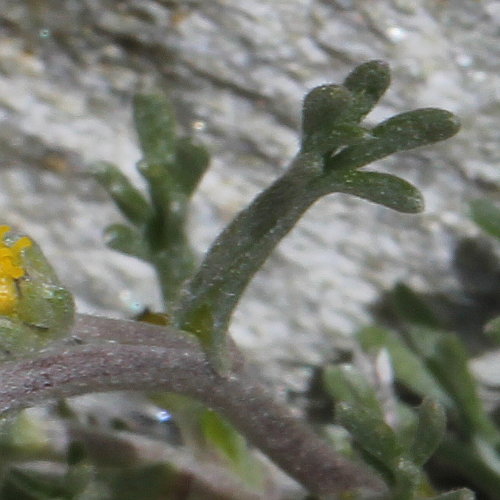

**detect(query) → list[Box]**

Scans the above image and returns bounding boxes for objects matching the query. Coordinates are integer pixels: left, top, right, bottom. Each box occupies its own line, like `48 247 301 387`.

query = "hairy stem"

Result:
0 315 385 497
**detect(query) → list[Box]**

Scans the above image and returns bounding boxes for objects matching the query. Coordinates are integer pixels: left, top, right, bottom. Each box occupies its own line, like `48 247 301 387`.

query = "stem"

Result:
175 153 325 368
0 315 385 497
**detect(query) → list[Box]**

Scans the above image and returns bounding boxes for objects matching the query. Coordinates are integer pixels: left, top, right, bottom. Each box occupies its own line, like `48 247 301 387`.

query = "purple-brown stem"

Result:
0 314 385 497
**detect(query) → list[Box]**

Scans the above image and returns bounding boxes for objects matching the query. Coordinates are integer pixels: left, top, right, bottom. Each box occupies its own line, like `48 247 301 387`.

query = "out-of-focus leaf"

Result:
358 327 451 405
473 437 500 477
484 315 500 343
133 94 176 166
136 160 175 216
326 108 460 171
437 437 500 499
0 410 50 457
390 283 442 328
342 60 391 123
430 489 475 500
323 364 384 419
1 465 90 500
202 410 245 464
336 402 402 471
391 459 421 500
416 329 499 441
470 199 500 240
173 138 210 196
109 463 178 500
202 409 264 488
329 170 424 213
92 162 152 227
104 224 150 260
408 398 446 466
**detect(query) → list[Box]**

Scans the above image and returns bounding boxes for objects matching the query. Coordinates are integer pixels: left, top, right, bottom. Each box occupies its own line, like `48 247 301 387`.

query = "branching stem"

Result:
0 314 385 497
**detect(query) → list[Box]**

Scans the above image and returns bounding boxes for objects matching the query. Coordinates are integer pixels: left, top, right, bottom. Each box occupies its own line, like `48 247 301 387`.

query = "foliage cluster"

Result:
0 61 498 500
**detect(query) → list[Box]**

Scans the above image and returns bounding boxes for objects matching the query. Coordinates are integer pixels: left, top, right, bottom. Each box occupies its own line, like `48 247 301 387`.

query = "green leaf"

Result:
326 108 460 171
430 335 488 435
358 327 451 405
484 315 500 343
104 223 150 260
109 463 180 500
329 170 424 213
92 161 152 227
173 138 210 196
438 437 500 499
336 402 402 471
202 409 245 463
323 364 384 419
470 198 500 239
473 436 500 481
408 398 446 466
430 489 475 500
133 94 177 166
342 60 391 123
201 409 264 488
301 84 352 137
390 282 442 328
137 159 190 252
1 464 90 500
392 459 421 500
373 108 460 146
414 329 499 441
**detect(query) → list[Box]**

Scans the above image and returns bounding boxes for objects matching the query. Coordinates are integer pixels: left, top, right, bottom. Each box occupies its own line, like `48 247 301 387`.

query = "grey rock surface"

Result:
1 0 499 389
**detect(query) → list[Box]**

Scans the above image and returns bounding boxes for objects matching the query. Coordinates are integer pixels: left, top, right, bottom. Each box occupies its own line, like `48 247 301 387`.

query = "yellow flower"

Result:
0 225 32 316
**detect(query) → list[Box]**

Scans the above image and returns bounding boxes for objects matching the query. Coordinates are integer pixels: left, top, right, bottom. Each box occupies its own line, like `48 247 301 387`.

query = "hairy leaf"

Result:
329 170 424 213
327 108 460 171
470 199 500 240
409 398 446 466
104 224 149 260
336 402 402 471
133 94 176 166
92 161 151 226
324 365 384 420
342 59 391 123
173 138 210 196
302 84 352 137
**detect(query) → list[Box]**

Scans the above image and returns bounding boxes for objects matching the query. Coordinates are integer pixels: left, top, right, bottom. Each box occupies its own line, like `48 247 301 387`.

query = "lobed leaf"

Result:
470 199 500 240
329 170 424 213
391 459 421 500
430 488 476 500
323 364 384 420
390 282 442 329
336 402 402 471
408 398 446 466
410 328 499 442
92 161 152 227
173 138 211 196
342 59 391 123
358 327 451 405
326 108 460 171
484 315 500 344
133 94 177 167
301 84 352 137
104 223 150 260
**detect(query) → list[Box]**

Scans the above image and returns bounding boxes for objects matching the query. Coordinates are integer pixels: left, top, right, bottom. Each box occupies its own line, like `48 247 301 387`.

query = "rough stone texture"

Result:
1 0 499 389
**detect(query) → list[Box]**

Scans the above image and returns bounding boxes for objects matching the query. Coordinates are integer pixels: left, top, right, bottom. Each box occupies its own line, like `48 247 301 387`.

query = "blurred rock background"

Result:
0 0 499 390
